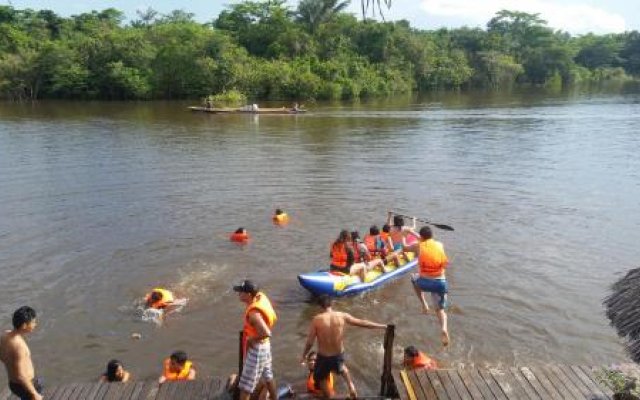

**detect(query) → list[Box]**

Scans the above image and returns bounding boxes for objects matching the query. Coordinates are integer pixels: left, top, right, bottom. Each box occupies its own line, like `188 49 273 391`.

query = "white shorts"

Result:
239 341 274 393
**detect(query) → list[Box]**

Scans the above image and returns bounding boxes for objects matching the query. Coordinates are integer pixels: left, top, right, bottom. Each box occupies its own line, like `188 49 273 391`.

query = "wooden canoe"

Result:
188 106 307 114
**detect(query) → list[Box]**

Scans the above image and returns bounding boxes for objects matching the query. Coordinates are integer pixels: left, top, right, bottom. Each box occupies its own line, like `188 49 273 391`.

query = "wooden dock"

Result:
0 377 226 400
393 365 616 400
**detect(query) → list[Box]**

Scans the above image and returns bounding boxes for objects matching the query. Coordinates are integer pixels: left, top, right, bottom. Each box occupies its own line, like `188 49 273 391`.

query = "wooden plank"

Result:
489 368 528 400
578 366 614 398
523 367 562 400
437 370 462 400
557 365 594 399
536 365 578 400
207 377 225 400
508 368 541 400
520 367 553 400
549 365 586 399
400 370 419 400
468 368 497 400
128 382 148 400
413 369 438 400
477 369 508 400
156 381 177 400
426 370 451 400
456 369 485 400
85 382 108 400
570 366 610 400
67 382 92 400
51 383 77 400
138 381 160 400
406 370 426 400
447 370 472 399
393 370 411 400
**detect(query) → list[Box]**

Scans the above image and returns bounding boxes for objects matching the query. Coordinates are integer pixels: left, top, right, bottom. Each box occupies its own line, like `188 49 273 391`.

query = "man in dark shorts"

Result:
0 306 43 400
300 295 387 399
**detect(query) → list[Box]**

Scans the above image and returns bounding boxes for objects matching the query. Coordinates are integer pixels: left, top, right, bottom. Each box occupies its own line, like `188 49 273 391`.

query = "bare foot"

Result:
441 330 450 347
348 389 358 399
421 305 430 314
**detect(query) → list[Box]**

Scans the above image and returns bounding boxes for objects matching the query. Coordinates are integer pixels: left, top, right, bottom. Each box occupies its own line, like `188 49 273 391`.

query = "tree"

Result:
296 0 350 34
360 0 391 20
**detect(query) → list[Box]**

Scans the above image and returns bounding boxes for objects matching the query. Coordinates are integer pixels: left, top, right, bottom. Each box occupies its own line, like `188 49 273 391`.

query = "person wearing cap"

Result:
300 295 387 399
234 280 278 400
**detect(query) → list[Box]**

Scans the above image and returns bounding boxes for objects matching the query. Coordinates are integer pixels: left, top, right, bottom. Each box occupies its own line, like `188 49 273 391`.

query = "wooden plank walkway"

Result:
0 377 225 400
394 365 616 400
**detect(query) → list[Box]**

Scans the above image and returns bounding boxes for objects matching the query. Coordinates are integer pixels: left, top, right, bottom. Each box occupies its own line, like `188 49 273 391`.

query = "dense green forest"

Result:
1 0 639 100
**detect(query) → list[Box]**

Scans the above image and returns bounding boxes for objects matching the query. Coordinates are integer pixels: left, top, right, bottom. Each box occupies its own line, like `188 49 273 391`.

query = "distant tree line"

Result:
1 0 639 101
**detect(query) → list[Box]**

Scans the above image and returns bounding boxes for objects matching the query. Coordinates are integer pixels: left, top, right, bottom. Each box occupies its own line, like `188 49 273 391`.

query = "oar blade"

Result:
432 223 454 231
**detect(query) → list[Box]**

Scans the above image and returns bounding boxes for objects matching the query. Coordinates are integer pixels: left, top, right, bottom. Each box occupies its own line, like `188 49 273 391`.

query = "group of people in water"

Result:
0 210 450 400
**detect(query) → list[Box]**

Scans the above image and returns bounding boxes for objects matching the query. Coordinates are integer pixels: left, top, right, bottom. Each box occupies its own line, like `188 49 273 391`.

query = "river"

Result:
1 87 639 392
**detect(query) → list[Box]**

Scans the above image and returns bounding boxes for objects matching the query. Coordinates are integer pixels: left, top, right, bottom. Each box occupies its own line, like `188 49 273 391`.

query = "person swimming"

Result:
159 351 196 384
273 209 289 225
230 227 250 243
100 359 131 382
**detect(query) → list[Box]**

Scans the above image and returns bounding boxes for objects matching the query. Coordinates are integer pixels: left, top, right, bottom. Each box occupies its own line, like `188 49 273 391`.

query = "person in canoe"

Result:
403 226 451 346
385 213 418 264
330 230 369 282
350 231 385 273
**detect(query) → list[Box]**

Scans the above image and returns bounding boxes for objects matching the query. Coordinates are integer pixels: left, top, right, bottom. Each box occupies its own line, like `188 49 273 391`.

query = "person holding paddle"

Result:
403 225 451 346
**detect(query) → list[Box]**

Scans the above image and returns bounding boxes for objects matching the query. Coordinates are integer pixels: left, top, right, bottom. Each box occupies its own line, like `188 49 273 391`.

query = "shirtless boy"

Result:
0 306 43 400
300 295 387 399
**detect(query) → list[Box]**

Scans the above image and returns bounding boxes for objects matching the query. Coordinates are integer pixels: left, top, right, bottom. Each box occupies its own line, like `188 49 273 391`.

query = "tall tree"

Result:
297 0 350 34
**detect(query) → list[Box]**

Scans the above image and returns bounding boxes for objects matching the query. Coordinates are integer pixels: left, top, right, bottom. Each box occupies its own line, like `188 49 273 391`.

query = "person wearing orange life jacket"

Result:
402 346 437 371
330 230 369 282
351 231 385 273
145 288 174 310
230 227 250 243
403 226 451 346
273 209 289 225
234 280 278 400
305 351 334 397
158 351 196 384
364 226 387 259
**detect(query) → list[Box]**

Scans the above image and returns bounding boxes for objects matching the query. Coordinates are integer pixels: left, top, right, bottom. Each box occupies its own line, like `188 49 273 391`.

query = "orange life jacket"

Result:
364 234 383 255
330 242 349 269
243 292 277 354
410 352 437 370
273 213 289 224
230 232 249 243
418 239 448 278
145 288 174 309
163 359 194 381
380 232 391 249
390 228 404 247
307 372 334 395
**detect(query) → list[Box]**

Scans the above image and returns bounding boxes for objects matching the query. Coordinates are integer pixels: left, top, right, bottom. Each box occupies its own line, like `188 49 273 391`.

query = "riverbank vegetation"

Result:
1 1 639 101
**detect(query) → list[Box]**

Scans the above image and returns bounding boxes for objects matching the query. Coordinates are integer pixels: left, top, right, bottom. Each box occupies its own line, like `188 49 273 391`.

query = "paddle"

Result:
388 210 454 231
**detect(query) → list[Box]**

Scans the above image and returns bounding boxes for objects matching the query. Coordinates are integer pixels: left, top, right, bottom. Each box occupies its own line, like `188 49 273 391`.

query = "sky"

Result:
5 0 640 35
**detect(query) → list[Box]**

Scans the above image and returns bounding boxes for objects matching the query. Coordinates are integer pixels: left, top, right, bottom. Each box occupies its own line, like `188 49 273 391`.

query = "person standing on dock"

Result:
300 295 387 399
404 226 451 346
0 306 43 400
235 280 278 400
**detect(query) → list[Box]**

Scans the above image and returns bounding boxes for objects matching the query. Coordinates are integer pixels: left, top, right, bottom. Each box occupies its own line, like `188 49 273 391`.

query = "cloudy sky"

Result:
6 0 640 35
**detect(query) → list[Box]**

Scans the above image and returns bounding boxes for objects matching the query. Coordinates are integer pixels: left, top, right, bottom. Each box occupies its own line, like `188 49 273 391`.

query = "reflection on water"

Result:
1 88 640 390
